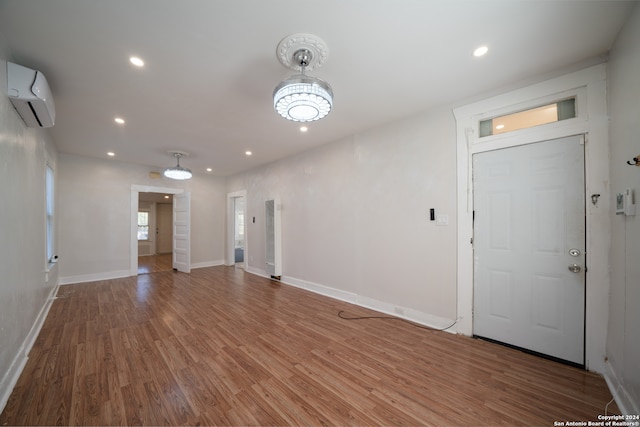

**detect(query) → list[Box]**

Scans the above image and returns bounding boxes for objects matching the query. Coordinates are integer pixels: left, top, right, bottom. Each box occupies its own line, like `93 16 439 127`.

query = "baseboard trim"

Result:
282 275 358 305
60 260 226 285
604 360 639 416
59 269 131 285
191 260 225 270
245 265 268 278
355 295 458 333
0 280 60 414
244 270 458 334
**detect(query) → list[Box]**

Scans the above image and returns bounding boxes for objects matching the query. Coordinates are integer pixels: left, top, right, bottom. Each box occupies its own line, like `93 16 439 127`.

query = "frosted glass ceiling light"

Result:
164 151 192 180
273 34 333 122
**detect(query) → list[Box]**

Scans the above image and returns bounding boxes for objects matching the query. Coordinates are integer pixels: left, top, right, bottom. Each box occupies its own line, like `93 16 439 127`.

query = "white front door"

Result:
173 192 191 273
473 135 585 364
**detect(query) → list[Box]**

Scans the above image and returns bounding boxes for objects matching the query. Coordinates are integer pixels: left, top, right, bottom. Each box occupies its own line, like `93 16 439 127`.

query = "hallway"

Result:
138 253 172 274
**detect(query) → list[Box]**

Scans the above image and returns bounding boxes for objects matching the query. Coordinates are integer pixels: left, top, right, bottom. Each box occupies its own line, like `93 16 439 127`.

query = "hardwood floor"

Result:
1 266 619 426
138 253 173 275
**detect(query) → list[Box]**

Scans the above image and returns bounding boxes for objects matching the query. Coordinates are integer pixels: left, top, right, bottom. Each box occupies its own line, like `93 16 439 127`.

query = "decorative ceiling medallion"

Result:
276 33 329 72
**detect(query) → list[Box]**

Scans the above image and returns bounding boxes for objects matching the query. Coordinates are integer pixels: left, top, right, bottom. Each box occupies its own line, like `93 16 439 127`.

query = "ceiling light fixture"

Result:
273 34 333 122
114 117 125 124
473 46 489 57
300 126 308 132
129 56 144 67
163 151 192 180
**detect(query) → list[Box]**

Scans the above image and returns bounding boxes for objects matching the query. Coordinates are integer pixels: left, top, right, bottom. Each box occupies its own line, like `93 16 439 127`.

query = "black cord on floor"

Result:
337 310 457 332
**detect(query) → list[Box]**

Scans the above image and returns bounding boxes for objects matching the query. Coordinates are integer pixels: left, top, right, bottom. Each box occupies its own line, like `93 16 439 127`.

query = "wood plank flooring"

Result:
1 266 619 426
138 253 173 275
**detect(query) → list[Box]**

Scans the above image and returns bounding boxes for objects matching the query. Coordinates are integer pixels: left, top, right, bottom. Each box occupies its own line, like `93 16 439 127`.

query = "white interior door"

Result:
265 199 281 277
473 135 585 364
173 192 190 273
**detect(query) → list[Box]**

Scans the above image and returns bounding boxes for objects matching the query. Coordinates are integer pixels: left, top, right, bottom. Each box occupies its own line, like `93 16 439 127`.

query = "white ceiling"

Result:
0 0 635 176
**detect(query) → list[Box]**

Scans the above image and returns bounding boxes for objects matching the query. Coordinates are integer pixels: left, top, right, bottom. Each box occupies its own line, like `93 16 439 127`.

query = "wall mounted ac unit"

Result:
6 61 55 128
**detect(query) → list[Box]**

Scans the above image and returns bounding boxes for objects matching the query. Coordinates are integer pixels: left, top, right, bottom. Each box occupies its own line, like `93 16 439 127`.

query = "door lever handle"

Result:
568 264 581 273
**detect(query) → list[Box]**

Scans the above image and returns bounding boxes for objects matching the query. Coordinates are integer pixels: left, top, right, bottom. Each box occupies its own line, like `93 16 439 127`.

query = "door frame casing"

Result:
130 185 184 276
453 64 610 372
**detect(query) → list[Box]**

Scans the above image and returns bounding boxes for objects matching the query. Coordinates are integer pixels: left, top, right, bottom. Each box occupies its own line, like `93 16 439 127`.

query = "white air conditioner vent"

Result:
6 61 55 128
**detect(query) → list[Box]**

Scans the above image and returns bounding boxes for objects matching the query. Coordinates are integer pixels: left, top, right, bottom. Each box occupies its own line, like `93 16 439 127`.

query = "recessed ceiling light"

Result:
206 167 213 172
107 151 115 156
114 117 125 124
164 195 170 199
129 56 144 67
473 46 489 57
245 151 252 156
300 126 308 132
495 124 505 130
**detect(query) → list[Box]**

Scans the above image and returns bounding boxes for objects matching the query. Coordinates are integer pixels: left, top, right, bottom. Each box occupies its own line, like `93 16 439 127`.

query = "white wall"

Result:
606 2 640 415
58 153 227 283
227 106 458 327
0 34 59 410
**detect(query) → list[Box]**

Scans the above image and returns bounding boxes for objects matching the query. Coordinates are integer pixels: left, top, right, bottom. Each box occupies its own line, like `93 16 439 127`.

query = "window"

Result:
45 163 55 263
479 97 576 137
137 211 149 240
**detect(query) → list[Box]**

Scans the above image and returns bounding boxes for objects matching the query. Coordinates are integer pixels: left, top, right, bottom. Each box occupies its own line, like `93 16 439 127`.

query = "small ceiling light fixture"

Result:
107 151 115 157
114 117 125 124
245 151 252 156
163 151 192 180
129 56 144 67
300 126 308 132
273 34 333 122
206 167 213 172
473 45 489 57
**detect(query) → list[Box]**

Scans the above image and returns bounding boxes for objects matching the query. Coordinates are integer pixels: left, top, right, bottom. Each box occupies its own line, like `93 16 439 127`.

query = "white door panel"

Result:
173 192 191 273
473 135 585 364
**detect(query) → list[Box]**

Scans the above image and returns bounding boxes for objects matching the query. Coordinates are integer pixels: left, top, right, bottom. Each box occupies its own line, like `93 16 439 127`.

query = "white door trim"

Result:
226 190 247 266
130 185 184 276
453 63 611 372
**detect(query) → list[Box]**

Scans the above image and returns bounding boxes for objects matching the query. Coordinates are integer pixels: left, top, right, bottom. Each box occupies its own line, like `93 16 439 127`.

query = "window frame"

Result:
137 210 150 241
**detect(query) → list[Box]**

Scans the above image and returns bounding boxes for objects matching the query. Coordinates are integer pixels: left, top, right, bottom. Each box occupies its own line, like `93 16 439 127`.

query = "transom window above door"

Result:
479 97 576 137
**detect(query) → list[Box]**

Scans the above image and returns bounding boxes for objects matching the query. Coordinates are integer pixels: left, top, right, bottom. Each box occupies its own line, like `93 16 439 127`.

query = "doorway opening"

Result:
137 192 173 274
453 64 610 372
233 197 245 268
130 185 187 276
227 190 247 269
